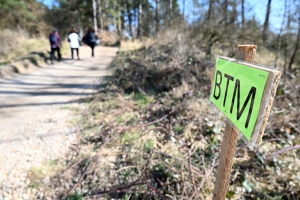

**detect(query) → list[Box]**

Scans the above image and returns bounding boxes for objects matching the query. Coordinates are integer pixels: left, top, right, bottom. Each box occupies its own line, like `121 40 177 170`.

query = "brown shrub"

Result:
0 29 29 57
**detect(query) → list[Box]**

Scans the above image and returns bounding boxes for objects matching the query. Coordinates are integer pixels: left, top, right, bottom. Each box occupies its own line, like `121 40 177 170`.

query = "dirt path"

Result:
0 46 118 199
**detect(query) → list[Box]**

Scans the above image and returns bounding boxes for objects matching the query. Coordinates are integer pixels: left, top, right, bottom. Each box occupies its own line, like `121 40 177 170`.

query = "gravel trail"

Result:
0 46 118 199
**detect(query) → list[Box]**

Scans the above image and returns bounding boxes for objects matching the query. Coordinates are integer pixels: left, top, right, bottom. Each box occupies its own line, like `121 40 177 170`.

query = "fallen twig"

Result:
143 177 168 200
155 151 203 175
288 122 300 134
62 135 117 199
90 150 153 196
143 103 183 127
62 158 87 174
90 181 144 195
63 157 94 199
117 93 140 110
190 155 216 199
188 149 199 200
266 144 300 160
103 102 183 136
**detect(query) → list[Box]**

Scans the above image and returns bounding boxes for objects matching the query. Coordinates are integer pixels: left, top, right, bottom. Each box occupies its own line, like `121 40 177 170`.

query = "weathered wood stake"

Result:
213 45 257 200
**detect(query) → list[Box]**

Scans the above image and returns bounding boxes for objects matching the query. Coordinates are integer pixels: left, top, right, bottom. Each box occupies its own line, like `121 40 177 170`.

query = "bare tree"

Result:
126 0 133 37
263 0 272 45
182 0 185 20
156 0 160 35
274 0 288 69
137 0 142 38
223 0 228 26
283 1 292 73
169 0 172 27
120 0 126 38
117 0 122 36
97 0 103 29
231 0 238 25
241 0 245 29
92 0 98 32
288 13 300 70
207 0 214 21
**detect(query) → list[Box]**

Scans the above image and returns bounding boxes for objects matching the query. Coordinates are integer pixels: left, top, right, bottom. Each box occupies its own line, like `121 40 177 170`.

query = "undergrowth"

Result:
28 32 300 199
0 29 70 66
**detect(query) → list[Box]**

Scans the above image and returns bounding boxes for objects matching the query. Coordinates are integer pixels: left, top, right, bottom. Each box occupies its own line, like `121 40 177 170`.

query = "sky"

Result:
180 0 286 32
246 0 286 31
40 0 55 8
40 0 287 32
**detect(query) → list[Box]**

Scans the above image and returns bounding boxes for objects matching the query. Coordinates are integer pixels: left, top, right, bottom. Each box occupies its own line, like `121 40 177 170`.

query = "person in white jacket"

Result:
68 29 81 60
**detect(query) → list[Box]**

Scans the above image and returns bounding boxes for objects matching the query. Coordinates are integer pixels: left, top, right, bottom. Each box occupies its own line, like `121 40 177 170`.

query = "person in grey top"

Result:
68 29 81 61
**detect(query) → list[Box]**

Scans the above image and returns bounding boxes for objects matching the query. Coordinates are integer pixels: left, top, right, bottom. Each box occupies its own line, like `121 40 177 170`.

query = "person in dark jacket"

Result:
49 29 62 64
83 28 98 61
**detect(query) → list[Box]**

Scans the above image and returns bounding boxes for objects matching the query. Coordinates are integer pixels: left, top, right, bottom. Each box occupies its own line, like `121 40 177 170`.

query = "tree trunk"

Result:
121 0 126 38
146 0 150 37
156 0 160 36
97 0 103 29
223 0 228 27
263 0 272 45
120 0 125 28
207 0 214 21
288 14 300 70
137 1 142 38
92 0 98 32
241 0 245 29
182 0 185 20
117 0 122 37
283 2 291 73
126 0 133 38
232 0 238 25
274 0 287 69
103 0 107 30
134 5 138 34
169 0 172 27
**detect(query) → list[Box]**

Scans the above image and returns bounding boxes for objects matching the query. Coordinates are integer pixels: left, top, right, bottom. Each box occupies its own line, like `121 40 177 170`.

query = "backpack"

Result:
87 32 97 43
49 34 57 44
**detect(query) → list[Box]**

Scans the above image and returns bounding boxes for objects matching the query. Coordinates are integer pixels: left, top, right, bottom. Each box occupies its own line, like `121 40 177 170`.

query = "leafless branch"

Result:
267 144 300 160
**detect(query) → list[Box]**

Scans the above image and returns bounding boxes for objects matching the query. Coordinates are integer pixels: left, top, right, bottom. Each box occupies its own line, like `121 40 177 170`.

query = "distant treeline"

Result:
1 0 300 69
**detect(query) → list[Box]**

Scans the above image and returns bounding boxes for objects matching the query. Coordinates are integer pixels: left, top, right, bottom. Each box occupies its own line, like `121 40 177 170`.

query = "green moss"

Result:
122 131 141 144
65 192 83 200
143 139 154 152
133 92 153 108
174 125 184 134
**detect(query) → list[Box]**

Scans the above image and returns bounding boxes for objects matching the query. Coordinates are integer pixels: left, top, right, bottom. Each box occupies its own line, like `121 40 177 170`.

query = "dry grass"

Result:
98 30 119 46
0 29 70 66
26 30 300 199
0 29 26 63
120 40 144 52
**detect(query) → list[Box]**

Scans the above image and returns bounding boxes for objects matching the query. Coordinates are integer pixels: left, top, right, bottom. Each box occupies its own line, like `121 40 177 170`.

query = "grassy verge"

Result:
0 28 70 68
27 33 300 199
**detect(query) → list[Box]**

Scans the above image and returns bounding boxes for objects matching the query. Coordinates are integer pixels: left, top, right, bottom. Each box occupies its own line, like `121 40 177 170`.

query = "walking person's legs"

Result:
50 48 55 64
57 47 61 61
71 48 74 60
90 44 95 60
87 42 95 60
75 48 79 60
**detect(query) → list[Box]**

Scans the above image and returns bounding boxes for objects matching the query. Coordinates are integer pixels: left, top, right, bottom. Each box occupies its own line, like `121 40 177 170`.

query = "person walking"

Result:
68 29 81 61
83 28 98 61
49 29 62 64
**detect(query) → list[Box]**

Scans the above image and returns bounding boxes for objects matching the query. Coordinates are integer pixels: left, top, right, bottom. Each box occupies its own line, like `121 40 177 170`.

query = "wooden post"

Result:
213 45 257 200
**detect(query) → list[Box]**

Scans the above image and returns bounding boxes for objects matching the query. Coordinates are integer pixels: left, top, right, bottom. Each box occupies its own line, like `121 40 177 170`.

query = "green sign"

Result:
210 57 269 140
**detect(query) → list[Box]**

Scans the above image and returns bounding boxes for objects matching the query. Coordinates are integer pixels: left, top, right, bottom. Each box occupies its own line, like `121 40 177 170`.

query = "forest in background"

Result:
0 0 300 71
